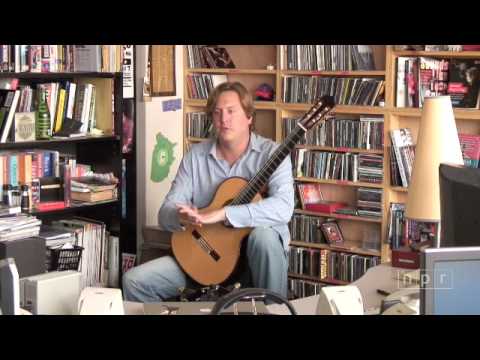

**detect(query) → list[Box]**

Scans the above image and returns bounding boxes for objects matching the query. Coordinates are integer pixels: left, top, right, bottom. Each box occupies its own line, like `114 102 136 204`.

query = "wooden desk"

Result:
123 263 418 315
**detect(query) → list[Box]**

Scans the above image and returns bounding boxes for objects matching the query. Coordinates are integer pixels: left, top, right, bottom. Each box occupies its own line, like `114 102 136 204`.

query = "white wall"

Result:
136 45 184 254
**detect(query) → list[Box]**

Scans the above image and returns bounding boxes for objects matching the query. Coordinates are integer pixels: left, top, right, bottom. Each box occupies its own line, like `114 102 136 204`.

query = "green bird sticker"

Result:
151 132 176 182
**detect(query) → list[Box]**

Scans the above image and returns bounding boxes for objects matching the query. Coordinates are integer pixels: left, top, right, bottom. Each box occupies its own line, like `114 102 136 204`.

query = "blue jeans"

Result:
122 227 288 302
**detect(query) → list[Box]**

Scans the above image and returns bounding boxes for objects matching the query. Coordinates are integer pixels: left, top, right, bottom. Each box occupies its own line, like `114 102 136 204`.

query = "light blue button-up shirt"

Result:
158 132 295 251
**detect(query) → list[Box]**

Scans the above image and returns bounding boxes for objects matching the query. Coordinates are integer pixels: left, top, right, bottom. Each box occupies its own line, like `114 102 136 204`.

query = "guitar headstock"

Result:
299 95 335 131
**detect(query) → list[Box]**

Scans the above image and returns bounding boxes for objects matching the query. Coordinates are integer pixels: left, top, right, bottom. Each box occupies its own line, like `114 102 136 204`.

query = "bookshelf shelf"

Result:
389 107 480 120
184 98 277 110
294 209 382 223
391 50 480 59
0 72 118 79
0 135 120 150
281 103 386 114
295 177 384 189
295 144 384 154
187 68 277 75
281 70 386 77
30 199 119 216
290 240 381 257
391 186 408 193
288 273 350 286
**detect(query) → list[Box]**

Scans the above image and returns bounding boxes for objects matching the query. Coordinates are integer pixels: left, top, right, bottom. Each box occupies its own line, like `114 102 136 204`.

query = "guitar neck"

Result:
230 126 306 206
230 95 335 206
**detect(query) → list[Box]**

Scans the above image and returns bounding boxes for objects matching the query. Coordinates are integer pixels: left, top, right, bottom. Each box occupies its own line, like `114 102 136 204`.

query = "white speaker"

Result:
316 285 365 315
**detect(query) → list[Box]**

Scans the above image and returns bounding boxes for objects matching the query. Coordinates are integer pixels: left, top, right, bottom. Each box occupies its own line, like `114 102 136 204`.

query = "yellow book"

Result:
54 88 66 133
24 154 32 184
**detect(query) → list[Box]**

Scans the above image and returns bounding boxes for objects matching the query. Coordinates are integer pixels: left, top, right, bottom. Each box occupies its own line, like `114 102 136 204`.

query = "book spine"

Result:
54 88 66 134
43 152 52 177
9 154 18 186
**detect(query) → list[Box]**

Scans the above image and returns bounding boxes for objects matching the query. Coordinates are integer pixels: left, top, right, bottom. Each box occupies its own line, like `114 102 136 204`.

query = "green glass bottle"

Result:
36 89 51 140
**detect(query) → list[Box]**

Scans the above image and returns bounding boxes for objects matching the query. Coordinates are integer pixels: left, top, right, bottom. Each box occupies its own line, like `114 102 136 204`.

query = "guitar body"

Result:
171 177 262 286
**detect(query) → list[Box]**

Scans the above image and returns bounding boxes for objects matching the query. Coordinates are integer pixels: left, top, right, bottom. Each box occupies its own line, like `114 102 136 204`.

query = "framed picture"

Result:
149 45 176 97
320 221 344 246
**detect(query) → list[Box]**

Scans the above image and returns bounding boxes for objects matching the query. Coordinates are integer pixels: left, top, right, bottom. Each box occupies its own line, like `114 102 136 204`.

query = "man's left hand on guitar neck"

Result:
176 204 227 228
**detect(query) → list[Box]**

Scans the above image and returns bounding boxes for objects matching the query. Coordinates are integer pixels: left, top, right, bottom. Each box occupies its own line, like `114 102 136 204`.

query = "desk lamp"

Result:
405 96 464 248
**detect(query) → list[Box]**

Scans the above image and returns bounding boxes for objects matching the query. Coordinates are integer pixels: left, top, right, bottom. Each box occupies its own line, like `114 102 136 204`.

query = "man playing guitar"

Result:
123 82 294 301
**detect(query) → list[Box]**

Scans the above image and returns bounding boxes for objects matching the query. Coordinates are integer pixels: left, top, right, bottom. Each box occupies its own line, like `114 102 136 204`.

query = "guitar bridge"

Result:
192 230 220 261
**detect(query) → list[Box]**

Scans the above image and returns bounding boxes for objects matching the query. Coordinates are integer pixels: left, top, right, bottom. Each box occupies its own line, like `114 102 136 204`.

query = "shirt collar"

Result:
208 133 261 159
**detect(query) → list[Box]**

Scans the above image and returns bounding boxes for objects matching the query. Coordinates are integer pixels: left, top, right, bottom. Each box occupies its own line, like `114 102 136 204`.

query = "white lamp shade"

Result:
405 96 464 221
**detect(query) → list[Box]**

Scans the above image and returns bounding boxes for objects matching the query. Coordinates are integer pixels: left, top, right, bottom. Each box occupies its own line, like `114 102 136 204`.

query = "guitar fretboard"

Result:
229 97 334 206
229 126 305 205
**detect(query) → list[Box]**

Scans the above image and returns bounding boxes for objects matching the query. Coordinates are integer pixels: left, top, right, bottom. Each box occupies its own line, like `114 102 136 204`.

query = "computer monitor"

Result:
439 163 480 247
420 247 480 315
0 258 20 315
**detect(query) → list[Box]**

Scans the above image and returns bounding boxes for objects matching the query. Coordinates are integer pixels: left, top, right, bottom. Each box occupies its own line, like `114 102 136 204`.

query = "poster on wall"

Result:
151 132 176 182
122 45 135 99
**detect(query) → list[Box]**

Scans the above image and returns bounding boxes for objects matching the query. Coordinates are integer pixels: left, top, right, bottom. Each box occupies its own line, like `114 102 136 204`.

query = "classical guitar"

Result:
171 95 336 285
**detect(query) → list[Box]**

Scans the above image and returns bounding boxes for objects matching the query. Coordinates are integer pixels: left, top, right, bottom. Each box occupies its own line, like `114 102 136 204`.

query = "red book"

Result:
305 202 348 214
462 45 480 51
35 201 66 212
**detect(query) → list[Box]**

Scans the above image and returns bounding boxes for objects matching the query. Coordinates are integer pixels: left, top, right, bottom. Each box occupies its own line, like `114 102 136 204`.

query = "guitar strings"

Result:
231 104 331 206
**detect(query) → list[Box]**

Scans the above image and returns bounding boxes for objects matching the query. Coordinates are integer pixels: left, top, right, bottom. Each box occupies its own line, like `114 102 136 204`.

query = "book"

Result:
107 235 120 288
73 45 101 72
297 183 323 209
448 59 480 108
297 183 347 213
0 89 21 143
200 46 235 69
320 220 345 246
459 133 480 168
35 201 65 212
38 225 74 240
0 204 21 217
71 189 114 202
390 128 415 187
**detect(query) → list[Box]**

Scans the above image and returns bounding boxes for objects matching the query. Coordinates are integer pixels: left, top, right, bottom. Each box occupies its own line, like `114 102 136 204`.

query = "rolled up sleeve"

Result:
158 151 194 231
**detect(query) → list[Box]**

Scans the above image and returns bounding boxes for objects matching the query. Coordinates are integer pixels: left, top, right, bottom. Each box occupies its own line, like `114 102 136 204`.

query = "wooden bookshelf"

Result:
183 45 389 292
383 46 480 262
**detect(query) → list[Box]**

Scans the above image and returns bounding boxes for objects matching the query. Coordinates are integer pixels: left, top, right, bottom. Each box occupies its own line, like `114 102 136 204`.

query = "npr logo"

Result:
397 270 453 290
